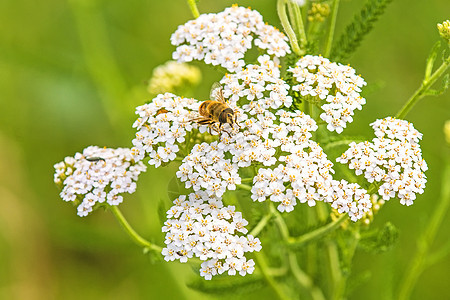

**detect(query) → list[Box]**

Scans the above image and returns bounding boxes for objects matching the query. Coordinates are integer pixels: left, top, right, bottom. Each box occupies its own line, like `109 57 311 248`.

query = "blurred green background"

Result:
0 0 449 299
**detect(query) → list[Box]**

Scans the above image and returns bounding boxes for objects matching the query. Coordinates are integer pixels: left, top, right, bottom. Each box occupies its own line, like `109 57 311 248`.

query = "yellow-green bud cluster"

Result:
148 61 201 95
308 3 330 23
437 20 450 43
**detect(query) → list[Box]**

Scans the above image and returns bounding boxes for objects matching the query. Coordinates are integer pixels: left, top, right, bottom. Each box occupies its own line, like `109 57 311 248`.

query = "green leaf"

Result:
187 274 266 295
331 0 393 61
424 41 441 81
359 222 399 253
424 73 449 96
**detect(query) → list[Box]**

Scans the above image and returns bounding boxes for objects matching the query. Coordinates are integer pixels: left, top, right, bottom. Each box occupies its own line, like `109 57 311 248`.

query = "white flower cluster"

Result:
221 55 293 111
177 142 241 198
337 117 428 206
171 5 290 72
289 55 366 133
53 146 147 217
132 93 207 167
252 138 371 221
162 192 261 280
148 61 201 95
328 179 372 222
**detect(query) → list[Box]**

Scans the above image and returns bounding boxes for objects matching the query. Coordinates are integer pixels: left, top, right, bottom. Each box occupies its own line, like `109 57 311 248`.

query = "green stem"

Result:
287 214 347 248
398 162 450 300
322 139 365 151
249 211 273 237
367 182 381 194
324 0 340 58
288 251 326 300
277 0 302 55
186 0 200 18
109 205 162 253
236 183 252 191
396 56 450 119
287 1 308 49
287 2 299 38
327 241 343 300
254 252 290 300
271 204 325 300
241 177 254 183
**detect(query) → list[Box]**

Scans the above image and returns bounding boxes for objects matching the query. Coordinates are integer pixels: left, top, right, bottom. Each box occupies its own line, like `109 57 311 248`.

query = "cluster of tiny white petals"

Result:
171 5 290 72
288 55 366 133
221 55 293 111
132 93 208 166
328 179 372 221
53 146 147 217
162 192 261 280
252 140 332 208
177 142 242 198
337 117 427 205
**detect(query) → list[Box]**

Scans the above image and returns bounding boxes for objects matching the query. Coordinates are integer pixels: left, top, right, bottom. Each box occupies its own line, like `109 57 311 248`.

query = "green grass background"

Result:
0 0 449 299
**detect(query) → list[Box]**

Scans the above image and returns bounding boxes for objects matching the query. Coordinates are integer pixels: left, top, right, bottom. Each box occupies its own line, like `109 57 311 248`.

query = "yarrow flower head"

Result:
53 146 147 217
171 5 291 72
162 192 261 279
131 93 206 166
289 55 366 133
337 117 427 205
135 52 372 223
147 61 201 95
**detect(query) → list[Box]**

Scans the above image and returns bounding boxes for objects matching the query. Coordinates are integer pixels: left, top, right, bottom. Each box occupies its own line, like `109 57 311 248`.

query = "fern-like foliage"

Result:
331 0 393 62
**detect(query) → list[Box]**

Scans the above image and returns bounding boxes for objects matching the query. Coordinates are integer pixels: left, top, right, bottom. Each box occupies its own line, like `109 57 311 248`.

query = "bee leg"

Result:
234 115 240 130
222 128 231 137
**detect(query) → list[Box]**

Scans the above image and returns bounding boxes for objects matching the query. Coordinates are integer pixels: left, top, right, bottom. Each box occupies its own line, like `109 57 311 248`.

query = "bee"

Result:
193 83 239 136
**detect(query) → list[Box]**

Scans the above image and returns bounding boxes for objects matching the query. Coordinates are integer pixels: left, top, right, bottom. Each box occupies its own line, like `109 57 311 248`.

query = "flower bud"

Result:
148 61 201 95
308 3 331 23
437 20 450 43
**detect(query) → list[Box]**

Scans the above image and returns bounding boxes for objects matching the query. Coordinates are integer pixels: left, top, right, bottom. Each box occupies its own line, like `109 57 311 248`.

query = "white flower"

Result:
338 117 427 205
171 6 290 72
131 93 205 166
289 55 366 133
162 192 261 279
54 146 147 217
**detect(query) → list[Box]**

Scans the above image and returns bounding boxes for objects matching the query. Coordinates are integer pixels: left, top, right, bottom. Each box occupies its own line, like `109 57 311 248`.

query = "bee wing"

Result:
210 82 225 103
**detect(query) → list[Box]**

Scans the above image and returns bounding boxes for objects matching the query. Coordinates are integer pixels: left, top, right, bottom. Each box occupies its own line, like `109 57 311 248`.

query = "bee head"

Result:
219 108 235 125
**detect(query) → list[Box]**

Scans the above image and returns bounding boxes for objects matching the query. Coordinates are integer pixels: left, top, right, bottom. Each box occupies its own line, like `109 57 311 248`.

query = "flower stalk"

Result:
324 0 340 58
110 205 162 253
396 55 450 119
186 0 200 18
287 214 347 248
277 0 303 55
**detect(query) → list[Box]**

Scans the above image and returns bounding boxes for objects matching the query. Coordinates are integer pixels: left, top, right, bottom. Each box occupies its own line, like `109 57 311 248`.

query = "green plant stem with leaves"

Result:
109 1 449 298
396 54 450 119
